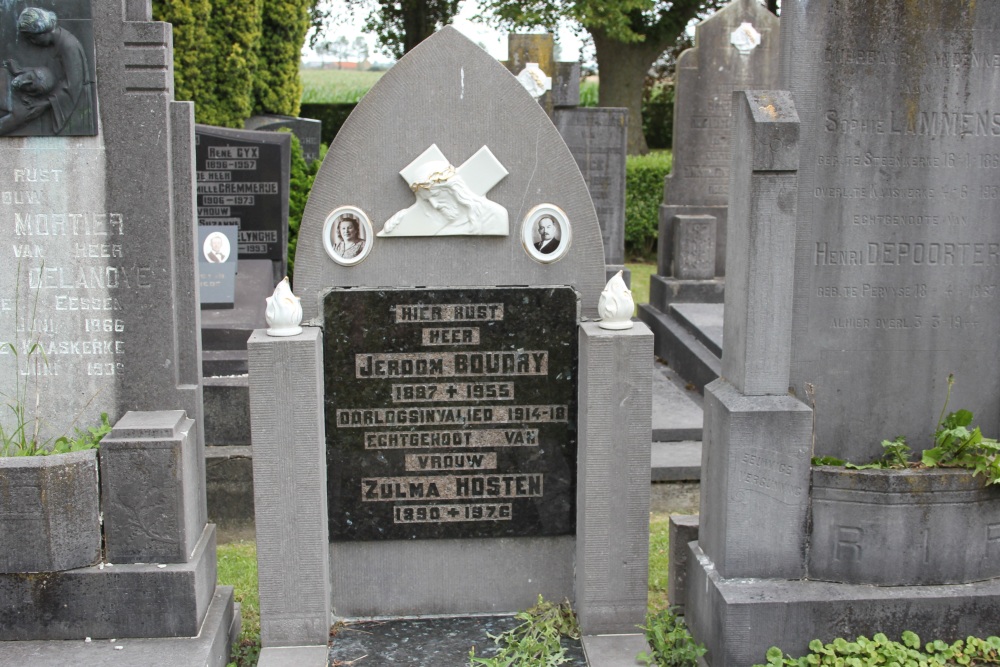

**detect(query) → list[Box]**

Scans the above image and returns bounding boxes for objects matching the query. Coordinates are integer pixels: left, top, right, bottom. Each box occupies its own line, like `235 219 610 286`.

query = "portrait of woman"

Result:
323 206 374 266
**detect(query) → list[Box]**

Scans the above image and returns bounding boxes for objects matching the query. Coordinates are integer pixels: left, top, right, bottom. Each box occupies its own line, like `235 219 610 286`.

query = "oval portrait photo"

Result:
521 204 571 264
323 206 374 266
203 231 231 264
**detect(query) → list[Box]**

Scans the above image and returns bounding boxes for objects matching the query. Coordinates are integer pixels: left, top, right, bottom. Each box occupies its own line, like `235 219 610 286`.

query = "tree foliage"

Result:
478 0 722 154
154 0 319 126
345 0 462 59
254 0 313 117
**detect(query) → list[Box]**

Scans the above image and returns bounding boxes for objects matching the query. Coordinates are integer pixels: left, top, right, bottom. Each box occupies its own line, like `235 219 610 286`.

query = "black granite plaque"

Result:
0 0 98 137
195 125 290 272
324 287 578 541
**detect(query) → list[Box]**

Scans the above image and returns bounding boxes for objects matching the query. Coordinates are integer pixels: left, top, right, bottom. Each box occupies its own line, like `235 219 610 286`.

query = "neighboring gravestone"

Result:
0 0 202 449
684 4 1000 664
785 1 1000 461
195 124 290 283
0 0 236 664
554 107 628 272
639 0 779 391
659 0 779 281
247 27 651 665
505 33 629 282
245 113 323 164
506 33 555 116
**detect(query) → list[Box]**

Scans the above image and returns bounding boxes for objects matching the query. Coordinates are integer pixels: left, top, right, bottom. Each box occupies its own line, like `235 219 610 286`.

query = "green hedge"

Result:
155 0 311 127
625 151 671 261
285 132 326 279
253 0 312 117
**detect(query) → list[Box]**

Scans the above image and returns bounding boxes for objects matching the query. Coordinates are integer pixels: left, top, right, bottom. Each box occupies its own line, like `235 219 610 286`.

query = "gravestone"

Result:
195 124 290 282
639 0 779 388
0 0 236 664
248 27 652 666
684 3 1000 664
554 107 628 274
505 34 629 282
197 124 289 474
245 113 323 164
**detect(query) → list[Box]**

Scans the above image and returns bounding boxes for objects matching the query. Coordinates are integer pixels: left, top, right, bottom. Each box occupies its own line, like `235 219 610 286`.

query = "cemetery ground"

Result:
215 510 677 667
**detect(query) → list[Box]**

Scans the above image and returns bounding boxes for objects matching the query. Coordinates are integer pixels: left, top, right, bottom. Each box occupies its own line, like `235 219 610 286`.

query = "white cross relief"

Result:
378 144 510 236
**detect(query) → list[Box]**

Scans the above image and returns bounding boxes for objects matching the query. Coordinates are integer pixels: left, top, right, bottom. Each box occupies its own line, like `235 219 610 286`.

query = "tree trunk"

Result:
591 27 671 155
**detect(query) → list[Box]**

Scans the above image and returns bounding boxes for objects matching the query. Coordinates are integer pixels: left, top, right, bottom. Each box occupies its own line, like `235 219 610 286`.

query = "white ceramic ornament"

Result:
265 277 303 337
730 22 762 54
516 63 552 99
597 270 634 330
378 144 510 237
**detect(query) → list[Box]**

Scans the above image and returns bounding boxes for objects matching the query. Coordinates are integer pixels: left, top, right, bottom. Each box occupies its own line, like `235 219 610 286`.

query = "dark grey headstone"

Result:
245 114 323 164
553 61 581 108
0 0 203 445
784 1 1000 461
195 124 290 281
323 287 578 542
293 27 605 320
555 107 627 266
0 0 98 137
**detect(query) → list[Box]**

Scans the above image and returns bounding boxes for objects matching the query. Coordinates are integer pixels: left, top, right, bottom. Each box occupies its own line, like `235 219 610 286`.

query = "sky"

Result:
305 1 587 65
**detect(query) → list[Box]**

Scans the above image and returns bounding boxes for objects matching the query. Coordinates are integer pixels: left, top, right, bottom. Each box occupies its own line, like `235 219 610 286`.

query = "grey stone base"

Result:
638 304 720 392
667 515 699 614
686 542 1000 667
0 585 238 667
259 645 330 667
581 634 650 666
203 376 251 447
649 275 725 313
206 446 255 524
331 536 574 617
0 525 218 640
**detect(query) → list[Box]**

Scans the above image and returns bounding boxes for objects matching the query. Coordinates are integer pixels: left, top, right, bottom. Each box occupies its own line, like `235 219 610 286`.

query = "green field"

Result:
300 68 384 104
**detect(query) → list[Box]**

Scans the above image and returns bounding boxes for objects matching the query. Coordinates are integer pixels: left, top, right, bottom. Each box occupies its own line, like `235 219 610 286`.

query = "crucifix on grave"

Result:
378 143 510 237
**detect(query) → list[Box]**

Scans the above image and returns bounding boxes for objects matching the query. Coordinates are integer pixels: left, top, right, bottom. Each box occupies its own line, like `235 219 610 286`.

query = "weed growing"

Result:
638 607 706 667
812 374 1000 484
756 632 1000 666
468 595 580 666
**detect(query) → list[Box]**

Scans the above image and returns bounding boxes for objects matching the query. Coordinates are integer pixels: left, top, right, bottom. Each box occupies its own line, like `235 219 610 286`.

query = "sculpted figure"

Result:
378 145 510 237
0 8 95 136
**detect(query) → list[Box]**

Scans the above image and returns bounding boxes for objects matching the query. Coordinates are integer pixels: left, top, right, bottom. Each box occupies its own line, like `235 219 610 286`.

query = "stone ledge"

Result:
0 586 237 667
0 525 218 640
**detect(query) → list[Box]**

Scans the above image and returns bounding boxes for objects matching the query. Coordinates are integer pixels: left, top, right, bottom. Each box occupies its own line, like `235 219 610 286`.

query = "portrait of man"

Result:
204 232 230 263
333 213 366 259
534 215 561 254
0 7 97 137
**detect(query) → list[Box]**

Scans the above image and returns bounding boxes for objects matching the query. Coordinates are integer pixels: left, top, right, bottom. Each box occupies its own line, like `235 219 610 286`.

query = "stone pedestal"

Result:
576 322 653 634
248 328 331 650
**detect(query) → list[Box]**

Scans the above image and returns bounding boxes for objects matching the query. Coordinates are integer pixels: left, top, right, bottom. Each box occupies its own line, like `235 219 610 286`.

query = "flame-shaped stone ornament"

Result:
597 270 634 330
264 277 303 337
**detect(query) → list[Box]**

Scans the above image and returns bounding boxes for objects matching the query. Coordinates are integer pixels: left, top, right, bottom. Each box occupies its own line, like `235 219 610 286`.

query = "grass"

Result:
218 540 260 667
626 261 656 316
300 68 384 104
649 512 672 613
